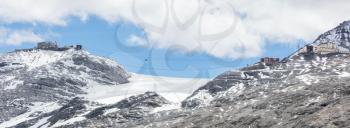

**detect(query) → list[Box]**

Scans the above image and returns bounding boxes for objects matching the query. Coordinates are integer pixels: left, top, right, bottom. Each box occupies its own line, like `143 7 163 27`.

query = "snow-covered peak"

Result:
313 20 350 51
0 49 125 72
0 49 84 70
286 20 350 59
340 20 350 26
0 47 133 126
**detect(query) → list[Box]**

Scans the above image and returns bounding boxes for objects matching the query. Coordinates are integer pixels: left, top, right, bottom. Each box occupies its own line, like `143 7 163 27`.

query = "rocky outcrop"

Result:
47 97 88 125
59 92 170 128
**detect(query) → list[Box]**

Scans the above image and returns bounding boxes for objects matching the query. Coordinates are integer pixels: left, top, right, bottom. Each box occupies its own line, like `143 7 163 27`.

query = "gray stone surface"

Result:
58 92 170 128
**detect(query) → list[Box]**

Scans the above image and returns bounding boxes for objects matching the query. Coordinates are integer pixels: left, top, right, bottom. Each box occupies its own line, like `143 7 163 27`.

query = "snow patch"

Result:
0 102 60 128
4 80 23 90
296 75 318 85
103 108 120 116
223 83 245 96
0 49 80 70
187 90 214 106
29 116 50 128
83 74 209 104
151 104 181 113
52 116 86 127
281 85 305 92
258 72 269 79
339 72 350 77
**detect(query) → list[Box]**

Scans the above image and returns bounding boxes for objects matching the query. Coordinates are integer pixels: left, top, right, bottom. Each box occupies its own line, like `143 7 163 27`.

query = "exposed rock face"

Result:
8 92 170 128
58 92 170 128
85 91 170 119
314 21 350 51
0 49 130 125
13 97 94 128
47 97 88 125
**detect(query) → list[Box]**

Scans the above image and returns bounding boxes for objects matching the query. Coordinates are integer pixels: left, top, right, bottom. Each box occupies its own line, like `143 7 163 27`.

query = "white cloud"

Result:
0 28 43 45
127 35 148 46
0 0 350 58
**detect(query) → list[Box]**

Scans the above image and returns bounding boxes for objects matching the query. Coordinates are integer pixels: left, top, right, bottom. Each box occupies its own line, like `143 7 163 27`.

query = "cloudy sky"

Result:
0 0 349 77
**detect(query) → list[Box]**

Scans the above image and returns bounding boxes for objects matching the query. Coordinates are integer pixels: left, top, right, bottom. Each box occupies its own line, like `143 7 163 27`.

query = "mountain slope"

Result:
0 49 130 126
0 48 209 128
159 21 350 128
11 92 170 128
176 54 350 127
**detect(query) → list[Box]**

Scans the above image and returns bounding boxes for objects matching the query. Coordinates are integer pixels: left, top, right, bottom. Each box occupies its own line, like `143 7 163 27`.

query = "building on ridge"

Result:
260 57 279 66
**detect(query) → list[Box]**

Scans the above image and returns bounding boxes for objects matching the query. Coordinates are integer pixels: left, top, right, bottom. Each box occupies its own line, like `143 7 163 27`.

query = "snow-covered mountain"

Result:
0 48 208 128
0 48 130 127
2 21 350 128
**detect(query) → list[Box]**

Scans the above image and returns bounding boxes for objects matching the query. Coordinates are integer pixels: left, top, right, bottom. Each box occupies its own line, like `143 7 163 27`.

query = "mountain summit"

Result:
0 44 130 125
313 21 350 52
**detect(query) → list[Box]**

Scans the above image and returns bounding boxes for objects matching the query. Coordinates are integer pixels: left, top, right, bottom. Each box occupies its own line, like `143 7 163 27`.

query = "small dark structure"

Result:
57 46 72 51
75 45 82 50
14 49 35 52
260 57 279 66
37 41 58 50
306 45 314 54
0 62 8 67
13 41 83 52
